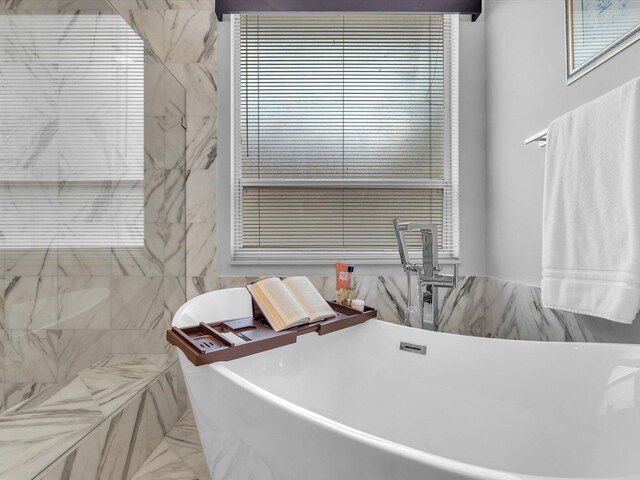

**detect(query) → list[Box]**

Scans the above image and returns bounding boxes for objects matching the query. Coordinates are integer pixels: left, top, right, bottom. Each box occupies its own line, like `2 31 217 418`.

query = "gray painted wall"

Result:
458 14 487 277
485 0 640 285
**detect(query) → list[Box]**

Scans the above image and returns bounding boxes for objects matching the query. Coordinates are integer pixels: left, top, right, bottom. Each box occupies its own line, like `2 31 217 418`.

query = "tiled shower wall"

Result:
106 0 242 300
0 0 188 412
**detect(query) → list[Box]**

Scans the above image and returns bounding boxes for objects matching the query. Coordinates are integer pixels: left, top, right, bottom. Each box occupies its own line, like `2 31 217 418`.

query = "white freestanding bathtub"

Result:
174 288 640 480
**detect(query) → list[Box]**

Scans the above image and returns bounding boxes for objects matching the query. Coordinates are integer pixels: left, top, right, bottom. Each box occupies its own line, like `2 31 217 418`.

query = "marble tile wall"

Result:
104 0 250 300
130 410 210 480
439 276 640 344
307 274 640 344
0 354 182 480
481 276 640 343
0 1 188 412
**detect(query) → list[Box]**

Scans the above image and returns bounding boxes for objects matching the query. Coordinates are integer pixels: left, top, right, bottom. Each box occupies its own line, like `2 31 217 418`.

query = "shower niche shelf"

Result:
167 300 377 366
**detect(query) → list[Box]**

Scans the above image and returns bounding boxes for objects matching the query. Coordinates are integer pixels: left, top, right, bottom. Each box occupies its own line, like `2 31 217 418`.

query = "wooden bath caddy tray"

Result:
167 300 377 366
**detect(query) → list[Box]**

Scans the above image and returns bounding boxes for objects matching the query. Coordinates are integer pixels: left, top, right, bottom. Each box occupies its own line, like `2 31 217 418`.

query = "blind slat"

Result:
233 13 459 260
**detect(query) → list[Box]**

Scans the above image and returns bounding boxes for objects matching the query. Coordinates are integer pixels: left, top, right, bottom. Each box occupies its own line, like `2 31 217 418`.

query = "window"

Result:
0 14 144 250
230 13 459 264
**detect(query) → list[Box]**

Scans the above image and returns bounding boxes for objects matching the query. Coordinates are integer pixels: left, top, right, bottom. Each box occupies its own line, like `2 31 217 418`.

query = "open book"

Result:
247 276 336 332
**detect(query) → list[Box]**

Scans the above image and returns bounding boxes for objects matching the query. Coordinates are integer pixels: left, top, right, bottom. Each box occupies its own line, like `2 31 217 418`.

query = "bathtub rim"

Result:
173 289 640 351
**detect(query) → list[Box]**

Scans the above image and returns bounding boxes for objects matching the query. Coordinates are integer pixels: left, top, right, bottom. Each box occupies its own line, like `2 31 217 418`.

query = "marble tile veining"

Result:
164 10 216 63
132 439 198 480
111 223 165 277
157 411 210 480
185 116 216 170
1 354 180 480
163 276 186 325
111 276 164 330
5 247 57 278
185 276 211 300
144 63 170 117
77 353 174 417
167 63 216 116
95 393 149 480
57 249 111 277
110 0 214 10
376 276 411 326
0 278 6 330
57 276 110 330
144 368 179 451
439 276 486 336
111 327 170 355
441 276 640 344
185 276 248 301
0 0 58 9
4 276 57 331
56 330 111 382
165 116 187 170
2 381 57 415
0 377 104 480
119 9 166 59
164 225 187 277
144 169 165 224
145 116 166 170
38 417 111 480
186 169 216 223
58 0 115 11
185 223 216 277
164 169 187 223
4 330 58 383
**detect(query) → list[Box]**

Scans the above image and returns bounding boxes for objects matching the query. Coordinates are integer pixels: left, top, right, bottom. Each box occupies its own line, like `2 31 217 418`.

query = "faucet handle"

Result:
420 224 438 275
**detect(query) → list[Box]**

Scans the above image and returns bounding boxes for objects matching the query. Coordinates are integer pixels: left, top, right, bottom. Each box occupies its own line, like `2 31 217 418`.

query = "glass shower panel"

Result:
0 1 186 413
0 11 145 249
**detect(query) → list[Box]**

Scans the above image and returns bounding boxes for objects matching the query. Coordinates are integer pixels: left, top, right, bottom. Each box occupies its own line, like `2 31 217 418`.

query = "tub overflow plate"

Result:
399 342 426 355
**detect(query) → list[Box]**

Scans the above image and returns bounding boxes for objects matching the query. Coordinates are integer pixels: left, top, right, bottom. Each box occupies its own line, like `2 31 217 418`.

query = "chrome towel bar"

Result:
524 129 548 148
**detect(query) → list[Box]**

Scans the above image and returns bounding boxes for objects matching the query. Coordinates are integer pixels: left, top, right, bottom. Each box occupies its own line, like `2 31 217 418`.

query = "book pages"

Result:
282 277 335 323
249 277 308 331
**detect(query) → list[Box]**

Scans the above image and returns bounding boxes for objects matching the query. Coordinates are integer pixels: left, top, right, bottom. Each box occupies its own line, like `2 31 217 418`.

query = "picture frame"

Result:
565 0 640 84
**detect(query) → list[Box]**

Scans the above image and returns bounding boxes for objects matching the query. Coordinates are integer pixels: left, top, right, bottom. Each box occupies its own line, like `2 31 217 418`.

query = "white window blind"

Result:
231 13 459 264
0 13 144 249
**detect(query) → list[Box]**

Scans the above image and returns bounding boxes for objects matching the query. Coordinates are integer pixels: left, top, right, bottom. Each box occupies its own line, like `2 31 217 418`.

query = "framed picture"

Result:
565 0 640 84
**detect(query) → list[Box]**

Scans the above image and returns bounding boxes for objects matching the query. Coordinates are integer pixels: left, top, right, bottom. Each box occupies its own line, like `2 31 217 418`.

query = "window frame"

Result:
217 14 459 276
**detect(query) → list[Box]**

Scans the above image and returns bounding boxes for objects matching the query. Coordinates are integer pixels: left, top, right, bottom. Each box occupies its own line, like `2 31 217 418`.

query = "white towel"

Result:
542 77 640 324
